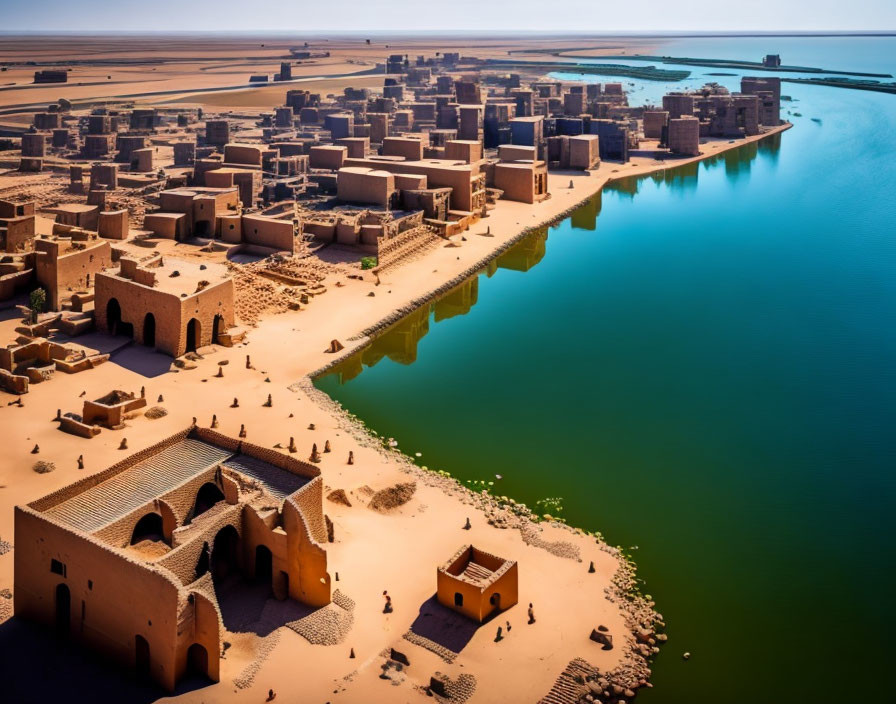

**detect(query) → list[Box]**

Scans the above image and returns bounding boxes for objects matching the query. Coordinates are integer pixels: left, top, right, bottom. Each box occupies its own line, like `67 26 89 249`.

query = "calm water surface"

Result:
316 38 896 703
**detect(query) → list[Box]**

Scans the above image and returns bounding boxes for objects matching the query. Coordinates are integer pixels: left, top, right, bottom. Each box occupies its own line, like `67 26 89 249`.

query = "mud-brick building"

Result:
95 256 234 357
437 545 518 622
15 427 332 691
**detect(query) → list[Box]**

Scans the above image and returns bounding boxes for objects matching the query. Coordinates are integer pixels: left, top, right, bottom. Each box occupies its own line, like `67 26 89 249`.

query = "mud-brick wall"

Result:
35 239 112 310
14 506 182 690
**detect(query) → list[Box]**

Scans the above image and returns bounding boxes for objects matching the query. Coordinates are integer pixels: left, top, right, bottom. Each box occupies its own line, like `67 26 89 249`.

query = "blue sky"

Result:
1 0 894 32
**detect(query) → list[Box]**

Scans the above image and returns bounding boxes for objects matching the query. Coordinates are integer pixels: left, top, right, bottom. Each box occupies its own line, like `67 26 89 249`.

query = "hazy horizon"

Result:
2 0 895 34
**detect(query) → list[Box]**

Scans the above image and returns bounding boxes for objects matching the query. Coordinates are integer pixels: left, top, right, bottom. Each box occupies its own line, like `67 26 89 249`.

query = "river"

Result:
316 36 896 703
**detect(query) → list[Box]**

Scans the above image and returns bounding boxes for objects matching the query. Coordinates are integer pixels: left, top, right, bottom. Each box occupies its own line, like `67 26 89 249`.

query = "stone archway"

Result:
211 525 239 580
186 643 210 680
255 544 273 585
212 314 224 345
185 317 200 353
143 312 156 348
106 297 134 338
186 482 224 524
130 512 164 545
135 634 151 680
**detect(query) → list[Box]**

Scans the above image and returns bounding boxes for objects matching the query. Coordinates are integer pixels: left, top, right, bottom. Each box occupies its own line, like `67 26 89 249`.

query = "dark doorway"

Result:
187 482 224 524
55 583 70 636
212 314 224 344
143 313 156 348
135 634 151 680
185 318 200 353
255 545 273 584
211 525 239 580
130 512 164 545
490 593 500 609
106 298 133 338
454 592 464 607
186 643 210 679
194 220 210 238
195 542 210 579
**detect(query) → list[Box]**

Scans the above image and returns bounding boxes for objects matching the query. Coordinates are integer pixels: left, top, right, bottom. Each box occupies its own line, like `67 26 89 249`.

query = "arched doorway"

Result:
212 314 224 345
135 634 151 680
55 583 70 636
211 525 239 580
130 512 164 545
186 643 210 679
143 313 156 348
187 482 224 524
106 298 121 334
185 318 200 353
106 297 133 338
255 545 273 584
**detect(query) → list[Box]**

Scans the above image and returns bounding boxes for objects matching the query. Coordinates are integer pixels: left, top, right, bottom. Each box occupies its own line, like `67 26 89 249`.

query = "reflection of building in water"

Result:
434 277 479 322
360 304 431 367
723 141 758 181
491 226 548 274
570 191 602 232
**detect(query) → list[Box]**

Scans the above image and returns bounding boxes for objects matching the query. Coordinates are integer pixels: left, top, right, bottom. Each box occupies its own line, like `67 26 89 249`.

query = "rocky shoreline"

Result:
296 376 666 703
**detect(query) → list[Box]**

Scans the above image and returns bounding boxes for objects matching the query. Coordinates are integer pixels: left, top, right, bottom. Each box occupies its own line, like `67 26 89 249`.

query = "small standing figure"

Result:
246 354 252 369
506 620 512 632
231 397 239 408
463 517 471 530
266 689 276 702
347 450 354 465
324 440 331 453
383 591 393 613
211 414 218 428
495 626 503 642
309 443 321 463
264 394 272 407
528 603 535 625
77 454 84 470
239 424 247 438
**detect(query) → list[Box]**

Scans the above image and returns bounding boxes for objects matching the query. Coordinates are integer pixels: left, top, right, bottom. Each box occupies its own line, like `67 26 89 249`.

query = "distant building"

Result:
762 54 782 68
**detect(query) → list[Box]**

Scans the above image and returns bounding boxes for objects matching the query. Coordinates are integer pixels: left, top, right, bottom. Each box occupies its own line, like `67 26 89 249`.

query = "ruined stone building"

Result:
15 427 331 691
95 255 234 356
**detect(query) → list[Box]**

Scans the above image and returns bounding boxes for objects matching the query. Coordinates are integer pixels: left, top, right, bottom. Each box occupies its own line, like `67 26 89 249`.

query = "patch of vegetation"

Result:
29 287 46 323
360 256 378 270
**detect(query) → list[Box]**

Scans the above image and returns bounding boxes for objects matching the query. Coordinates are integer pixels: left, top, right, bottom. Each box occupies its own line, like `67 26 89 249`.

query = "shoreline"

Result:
0 106 790 702
308 122 792 383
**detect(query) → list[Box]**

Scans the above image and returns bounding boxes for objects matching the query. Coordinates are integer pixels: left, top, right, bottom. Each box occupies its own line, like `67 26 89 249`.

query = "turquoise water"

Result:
317 39 896 703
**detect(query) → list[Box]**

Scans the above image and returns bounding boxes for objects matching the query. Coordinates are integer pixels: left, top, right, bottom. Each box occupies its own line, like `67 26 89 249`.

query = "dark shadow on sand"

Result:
0 617 209 703
407 595 481 655
214 573 318 638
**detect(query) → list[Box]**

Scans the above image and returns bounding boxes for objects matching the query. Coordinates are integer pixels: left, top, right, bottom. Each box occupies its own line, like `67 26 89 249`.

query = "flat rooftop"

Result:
43 437 312 535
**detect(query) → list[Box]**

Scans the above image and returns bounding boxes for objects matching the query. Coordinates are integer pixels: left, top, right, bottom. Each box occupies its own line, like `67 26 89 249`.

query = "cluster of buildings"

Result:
1 47 789 694
2 59 782 383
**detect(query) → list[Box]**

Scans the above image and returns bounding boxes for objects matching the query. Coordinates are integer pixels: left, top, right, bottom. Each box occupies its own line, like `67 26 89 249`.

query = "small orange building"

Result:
437 545 518 622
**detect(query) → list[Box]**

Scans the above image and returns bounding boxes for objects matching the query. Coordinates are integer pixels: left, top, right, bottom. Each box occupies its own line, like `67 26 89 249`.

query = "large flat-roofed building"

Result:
15 426 331 691
667 116 701 156
343 156 486 212
337 167 396 207
437 545 518 622
95 256 234 356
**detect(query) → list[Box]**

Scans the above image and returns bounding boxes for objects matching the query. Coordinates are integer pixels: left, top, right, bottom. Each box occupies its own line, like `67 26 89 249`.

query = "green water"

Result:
316 39 896 703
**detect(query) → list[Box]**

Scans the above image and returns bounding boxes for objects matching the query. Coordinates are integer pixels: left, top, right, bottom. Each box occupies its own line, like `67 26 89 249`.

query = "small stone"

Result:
588 561 595 573
31 444 39 454
119 438 128 450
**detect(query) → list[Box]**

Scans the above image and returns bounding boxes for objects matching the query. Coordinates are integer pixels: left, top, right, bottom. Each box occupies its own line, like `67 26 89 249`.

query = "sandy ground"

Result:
0 113 789 701
0 35 659 116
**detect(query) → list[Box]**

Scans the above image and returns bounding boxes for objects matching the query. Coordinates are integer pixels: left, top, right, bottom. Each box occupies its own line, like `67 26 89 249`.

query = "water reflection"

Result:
608 133 781 197
317 135 776 388
434 277 479 322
